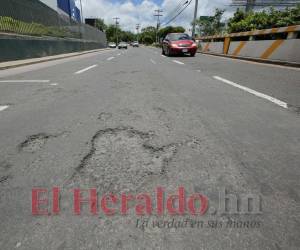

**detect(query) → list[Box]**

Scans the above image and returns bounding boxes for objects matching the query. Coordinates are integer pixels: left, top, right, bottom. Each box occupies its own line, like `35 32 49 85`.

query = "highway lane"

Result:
147 46 300 109
0 47 299 250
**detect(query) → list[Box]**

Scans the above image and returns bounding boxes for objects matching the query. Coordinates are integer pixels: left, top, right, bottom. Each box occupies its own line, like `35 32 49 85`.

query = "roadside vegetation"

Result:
0 16 78 38
193 5 300 36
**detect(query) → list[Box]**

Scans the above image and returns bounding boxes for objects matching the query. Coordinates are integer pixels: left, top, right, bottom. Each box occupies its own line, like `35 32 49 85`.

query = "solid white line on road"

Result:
50 83 58 86
213 76 288 109
0 105 9 112
75 64 98 74
0 80 50 83
107 57 115 61
150 59 157 65
173 60 184 65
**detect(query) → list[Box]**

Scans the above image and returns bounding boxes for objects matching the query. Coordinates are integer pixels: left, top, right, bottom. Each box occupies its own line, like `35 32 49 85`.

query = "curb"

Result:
0 48 112 70
197 51 300 68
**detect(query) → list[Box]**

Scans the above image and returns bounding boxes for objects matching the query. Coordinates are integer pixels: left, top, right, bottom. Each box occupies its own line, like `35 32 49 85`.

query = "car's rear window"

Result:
169 33 191 41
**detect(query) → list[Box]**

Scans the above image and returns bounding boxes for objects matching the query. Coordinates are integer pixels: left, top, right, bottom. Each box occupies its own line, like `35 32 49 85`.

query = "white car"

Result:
108 42 117 48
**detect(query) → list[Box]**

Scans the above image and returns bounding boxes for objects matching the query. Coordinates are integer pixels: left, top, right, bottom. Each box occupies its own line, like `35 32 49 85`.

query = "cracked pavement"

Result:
0 47 299 250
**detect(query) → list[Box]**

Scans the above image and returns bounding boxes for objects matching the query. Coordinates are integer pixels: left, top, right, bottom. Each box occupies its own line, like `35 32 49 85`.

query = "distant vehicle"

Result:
132 41 139 47
162 33 197 57
118 42 128 49
108 42 117 48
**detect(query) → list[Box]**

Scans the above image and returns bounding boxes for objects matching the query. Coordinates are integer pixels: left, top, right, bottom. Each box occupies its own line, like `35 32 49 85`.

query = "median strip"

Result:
213 76 288 109
75 65 98 74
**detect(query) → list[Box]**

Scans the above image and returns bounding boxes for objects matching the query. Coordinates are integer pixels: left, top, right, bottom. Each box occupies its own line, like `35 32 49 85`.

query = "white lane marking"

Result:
197 69 202 72
107 57 115 61
0 105 9 111
173 60 184 65
50 83 58 86
117 53 121 56
213 76 288 109
161 55 166 58
0 80 50 83
150 59 157 65
75 64 98 74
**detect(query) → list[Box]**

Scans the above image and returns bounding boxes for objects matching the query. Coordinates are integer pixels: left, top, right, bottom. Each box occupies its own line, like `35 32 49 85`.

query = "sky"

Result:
75 0 234 33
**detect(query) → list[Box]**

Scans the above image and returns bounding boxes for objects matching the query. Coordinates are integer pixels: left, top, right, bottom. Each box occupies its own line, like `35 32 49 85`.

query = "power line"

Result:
162 0 192 27
162 0 188 22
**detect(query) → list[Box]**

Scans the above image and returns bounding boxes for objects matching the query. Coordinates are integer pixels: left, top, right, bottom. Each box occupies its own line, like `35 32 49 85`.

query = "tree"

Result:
140 26 156 43
95 18 107 32
157 26 185 39
192 8 225 36
227 5 300 33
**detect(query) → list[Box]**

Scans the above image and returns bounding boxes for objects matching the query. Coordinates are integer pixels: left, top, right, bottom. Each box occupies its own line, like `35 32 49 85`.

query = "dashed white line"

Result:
150 59 157 65
173 60 184 65
0 80 50 83
75 64 98 74
213 76 288 109
197 69 202 72
0 105 9 112
50 83 58 86
107 57 115 61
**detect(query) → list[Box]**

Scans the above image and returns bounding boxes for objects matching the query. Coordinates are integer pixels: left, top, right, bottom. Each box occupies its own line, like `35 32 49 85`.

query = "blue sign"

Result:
74 7 81 22
57 0 80 22
57 0 70 15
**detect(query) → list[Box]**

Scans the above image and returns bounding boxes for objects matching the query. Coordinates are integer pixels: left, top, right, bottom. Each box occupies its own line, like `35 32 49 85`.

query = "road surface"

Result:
0 47 299 250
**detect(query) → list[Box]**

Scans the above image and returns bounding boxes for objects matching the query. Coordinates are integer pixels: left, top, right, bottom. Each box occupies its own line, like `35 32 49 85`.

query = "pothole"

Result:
70 127 178 192
18 132 67 153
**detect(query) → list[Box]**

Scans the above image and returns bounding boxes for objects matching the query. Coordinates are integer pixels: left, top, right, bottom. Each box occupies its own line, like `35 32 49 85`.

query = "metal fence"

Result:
0 0 106 43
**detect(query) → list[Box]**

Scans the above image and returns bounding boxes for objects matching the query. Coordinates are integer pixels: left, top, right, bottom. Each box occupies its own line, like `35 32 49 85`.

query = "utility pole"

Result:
192 0 199 39
136 24 140 43
113 17 120 44
154 9 163 43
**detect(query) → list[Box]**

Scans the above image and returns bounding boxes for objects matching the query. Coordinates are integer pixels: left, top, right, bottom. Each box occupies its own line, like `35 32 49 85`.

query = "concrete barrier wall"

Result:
0 34 107 62
197 25 300 65
227 39 300 63
203 42 223 54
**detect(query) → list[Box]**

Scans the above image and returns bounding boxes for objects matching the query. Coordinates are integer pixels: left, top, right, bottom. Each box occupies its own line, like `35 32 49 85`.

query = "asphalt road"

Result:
0 47 299 250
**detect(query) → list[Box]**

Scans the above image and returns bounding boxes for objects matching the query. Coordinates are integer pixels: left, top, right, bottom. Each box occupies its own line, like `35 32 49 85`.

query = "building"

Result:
40 0 81 22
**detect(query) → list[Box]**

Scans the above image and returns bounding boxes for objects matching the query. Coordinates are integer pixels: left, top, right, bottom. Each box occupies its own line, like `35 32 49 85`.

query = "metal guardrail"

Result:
0 0 106 43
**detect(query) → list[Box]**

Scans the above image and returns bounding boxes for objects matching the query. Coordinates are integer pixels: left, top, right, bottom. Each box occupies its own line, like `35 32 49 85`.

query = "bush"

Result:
227 5 300 33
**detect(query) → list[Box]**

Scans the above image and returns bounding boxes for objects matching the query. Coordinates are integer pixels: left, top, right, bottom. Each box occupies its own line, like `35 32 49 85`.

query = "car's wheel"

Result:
162 48 165 55
166 47 170 57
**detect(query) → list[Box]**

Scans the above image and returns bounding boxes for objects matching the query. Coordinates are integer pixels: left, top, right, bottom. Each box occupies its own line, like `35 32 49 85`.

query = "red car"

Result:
162 33 198 57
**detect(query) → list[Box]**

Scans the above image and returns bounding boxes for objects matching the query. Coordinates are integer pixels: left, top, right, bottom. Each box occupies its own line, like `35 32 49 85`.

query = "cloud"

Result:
76 0 233 32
